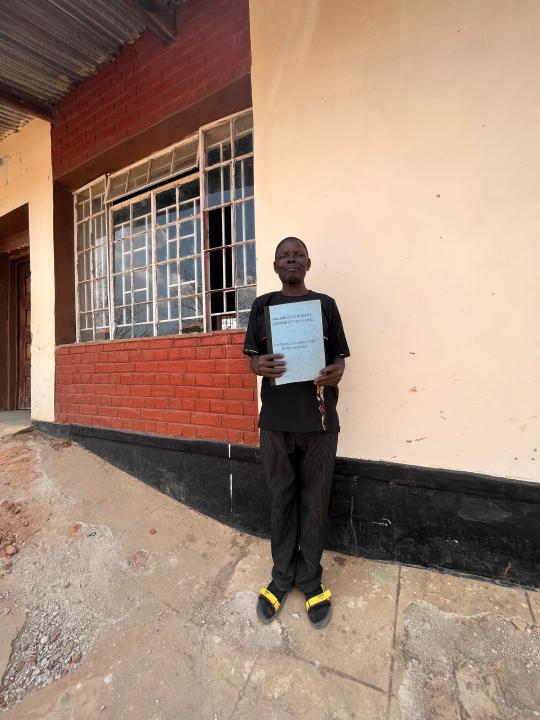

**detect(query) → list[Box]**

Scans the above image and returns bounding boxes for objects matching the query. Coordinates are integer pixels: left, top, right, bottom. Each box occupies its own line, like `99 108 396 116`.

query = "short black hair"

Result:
274 236 309 259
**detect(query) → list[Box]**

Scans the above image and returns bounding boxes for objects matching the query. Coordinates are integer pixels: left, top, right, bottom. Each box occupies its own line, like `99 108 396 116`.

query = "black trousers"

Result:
260 430 338 594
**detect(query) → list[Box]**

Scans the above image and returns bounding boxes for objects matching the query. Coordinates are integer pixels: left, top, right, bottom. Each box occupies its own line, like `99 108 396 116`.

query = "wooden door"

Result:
17 261 31 410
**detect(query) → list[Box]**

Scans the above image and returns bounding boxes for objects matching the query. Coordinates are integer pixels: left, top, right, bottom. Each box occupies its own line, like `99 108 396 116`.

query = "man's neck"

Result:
280 283 309 297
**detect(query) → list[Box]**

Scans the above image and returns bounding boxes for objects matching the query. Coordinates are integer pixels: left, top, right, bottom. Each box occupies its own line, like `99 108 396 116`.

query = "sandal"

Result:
256 585 287 624
305 584 332 629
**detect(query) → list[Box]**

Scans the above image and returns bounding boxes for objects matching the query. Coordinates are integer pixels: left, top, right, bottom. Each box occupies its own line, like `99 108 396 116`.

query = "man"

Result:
243 237 350 629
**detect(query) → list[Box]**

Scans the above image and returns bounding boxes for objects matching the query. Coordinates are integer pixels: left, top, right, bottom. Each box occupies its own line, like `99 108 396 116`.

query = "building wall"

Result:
249 0 540 481
52 0 251 179
0 120 55 421
56 332 258 444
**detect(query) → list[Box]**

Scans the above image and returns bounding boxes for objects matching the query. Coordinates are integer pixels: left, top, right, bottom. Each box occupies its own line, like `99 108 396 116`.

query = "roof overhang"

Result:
0 0 181 140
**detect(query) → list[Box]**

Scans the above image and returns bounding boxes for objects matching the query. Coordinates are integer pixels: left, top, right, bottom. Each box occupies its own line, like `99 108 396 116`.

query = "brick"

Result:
151 386 173 397
185 360 215 373
98 406 118 417
195 374 214 387
226 429 244 443
242 431 260 446
79 404 98 416
243 374 257 389
165 409 191 424
195 347 210 359
214 359 249 374
158 361 187 373
117 407 140 419
154 398 170 409
227 415 255 432
166 422 192 437
168 347 196 360
135 361 156 372
173 336 202 348
194 399 210 412
223 388 254 401
225 401 243 415
154 373 170 385
154 421 167 435
190 412 221 428
140 408 164 422
209 399 227 414
175 386 197 399
200 333 231 346
198 387 223 400
243 401 259 416
225 344 245 359
196 426 228 441
132 385 153 397
227 375 243 388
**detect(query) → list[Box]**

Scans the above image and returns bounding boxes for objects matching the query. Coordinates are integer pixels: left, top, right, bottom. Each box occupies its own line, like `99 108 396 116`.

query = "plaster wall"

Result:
249 0 540 480
0 120 55 421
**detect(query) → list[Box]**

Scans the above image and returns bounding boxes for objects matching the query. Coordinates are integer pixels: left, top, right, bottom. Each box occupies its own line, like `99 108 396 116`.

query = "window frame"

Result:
73 175 109 343
73 109 254 342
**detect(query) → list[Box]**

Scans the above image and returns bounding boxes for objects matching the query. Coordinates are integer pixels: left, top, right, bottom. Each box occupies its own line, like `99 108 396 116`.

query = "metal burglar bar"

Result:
202 112 256 330
73 110 255 342
74 177 110 341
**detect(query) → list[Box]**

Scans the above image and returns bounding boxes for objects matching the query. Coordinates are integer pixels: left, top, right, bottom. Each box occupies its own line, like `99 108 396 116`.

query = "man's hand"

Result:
314 358 345 386
250 354 287 378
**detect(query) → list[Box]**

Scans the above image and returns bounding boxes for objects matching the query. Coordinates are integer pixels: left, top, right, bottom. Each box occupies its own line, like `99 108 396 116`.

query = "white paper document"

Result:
265 299 326 386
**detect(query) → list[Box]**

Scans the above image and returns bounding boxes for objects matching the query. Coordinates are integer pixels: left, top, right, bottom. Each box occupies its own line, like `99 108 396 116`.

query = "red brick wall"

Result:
52 0 251 178
55 332 259 446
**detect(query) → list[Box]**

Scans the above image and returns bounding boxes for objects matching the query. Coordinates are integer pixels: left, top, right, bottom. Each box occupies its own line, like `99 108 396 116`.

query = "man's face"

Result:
274 239 311 284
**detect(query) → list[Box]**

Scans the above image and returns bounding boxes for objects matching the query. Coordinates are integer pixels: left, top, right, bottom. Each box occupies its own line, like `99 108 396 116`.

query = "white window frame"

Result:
73 109 254 342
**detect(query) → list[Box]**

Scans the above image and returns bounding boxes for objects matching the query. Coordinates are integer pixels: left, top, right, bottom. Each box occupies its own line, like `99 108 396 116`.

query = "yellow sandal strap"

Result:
259 587 281 610
305 586 332 610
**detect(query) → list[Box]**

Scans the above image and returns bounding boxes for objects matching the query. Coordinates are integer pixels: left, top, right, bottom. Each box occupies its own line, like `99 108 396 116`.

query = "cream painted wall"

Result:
249 0 540 481
0 119 55 421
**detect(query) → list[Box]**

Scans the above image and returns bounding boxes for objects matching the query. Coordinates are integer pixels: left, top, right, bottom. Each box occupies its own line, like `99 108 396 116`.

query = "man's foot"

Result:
256 581 287 624
305 584 332 629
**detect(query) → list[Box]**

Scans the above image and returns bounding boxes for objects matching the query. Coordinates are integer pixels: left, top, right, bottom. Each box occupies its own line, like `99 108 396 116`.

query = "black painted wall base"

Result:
33 420 540 589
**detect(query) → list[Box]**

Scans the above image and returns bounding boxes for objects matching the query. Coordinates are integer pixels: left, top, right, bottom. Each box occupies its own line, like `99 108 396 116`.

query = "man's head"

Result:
273 236 311 285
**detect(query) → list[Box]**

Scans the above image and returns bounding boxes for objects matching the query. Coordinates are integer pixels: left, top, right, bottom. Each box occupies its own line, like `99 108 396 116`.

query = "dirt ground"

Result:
0 428 539 719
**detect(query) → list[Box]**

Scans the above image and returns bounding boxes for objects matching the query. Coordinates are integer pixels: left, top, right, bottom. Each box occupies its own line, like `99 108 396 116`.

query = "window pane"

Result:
127 162 149 193
206 168 222 208
76 189 90 221
235 156 254 200
234 113 253 156
113 206 129 226
132 198 151 219
77 222 90 251
108 173 128 201
157 319 179 336
237 286 256 312
94 277 108 310
149 151 173 183
180 258 194 283
205 123 231 166
172 137 198 174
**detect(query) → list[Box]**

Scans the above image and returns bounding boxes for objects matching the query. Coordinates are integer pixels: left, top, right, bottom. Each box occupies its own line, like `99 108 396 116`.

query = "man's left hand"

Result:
314 360 345 386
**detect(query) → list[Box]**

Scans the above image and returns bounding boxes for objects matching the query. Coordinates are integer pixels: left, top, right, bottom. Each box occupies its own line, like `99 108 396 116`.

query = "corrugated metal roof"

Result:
0 0 181 140
0 105 30 139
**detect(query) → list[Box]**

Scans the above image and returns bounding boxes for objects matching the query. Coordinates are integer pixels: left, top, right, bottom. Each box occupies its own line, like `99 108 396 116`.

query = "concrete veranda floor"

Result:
0 425 538 719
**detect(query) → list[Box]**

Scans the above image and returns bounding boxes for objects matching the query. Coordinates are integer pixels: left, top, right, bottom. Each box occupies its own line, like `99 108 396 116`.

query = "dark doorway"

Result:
17 260 31 409
0 204 30 411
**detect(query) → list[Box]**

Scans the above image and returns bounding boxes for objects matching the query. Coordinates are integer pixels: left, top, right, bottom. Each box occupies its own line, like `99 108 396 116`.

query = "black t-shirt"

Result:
243 291 350 433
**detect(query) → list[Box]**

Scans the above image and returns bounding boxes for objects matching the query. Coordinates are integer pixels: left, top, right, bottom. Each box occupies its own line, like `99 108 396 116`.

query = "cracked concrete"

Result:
0 424 538 719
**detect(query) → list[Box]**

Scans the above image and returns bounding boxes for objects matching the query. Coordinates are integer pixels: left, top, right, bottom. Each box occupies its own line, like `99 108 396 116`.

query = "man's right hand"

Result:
250 354 287 378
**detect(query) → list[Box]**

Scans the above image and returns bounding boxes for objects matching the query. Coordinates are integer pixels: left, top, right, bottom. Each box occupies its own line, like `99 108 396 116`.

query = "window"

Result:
73 111 255 342
204 112 256 330
74 178 110 341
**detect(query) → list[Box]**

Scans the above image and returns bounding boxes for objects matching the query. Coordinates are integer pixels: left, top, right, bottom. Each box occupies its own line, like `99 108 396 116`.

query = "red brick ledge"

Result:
55 331 259 446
